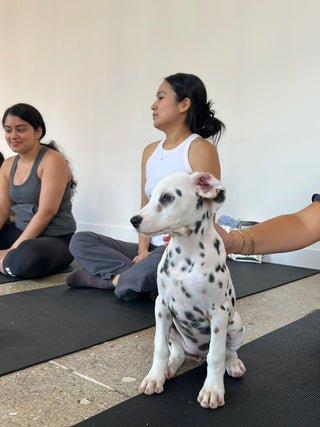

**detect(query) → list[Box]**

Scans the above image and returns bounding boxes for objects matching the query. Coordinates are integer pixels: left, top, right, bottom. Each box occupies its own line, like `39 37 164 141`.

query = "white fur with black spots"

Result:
130 171 246 409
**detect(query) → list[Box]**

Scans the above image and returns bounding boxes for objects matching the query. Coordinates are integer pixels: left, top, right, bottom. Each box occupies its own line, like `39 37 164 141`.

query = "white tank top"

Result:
145 133 199 246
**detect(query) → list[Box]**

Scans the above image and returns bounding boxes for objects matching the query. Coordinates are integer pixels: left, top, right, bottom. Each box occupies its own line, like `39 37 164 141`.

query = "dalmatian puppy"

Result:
130 171 246 409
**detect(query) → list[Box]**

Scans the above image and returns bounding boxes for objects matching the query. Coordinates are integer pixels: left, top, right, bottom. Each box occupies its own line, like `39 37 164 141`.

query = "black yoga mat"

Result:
0 286 155 376
227 259 319 298
76 310 320 427
0 262 318 376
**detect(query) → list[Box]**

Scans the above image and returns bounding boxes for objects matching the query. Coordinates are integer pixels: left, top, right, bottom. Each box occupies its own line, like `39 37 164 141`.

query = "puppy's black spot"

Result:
231 297 235 307
208 274 214 283
214 189 225 204
176 189 182 197
199 242 204 250
175 247 181 254
181 286 191 298
198 326 210 335
181 266 186 272
168 250 172 258
186 258 192 265
161 253 170 276
220 305 226 311
193 306 205 315
198 342 210 352
215 264 226 273
200 252 205 257
188 262 195 273
191 320 200 328
196 197 204 210
229 288 232 295
218 281 223 289
194 221 202 234
185 311 196 321
214 239 221 255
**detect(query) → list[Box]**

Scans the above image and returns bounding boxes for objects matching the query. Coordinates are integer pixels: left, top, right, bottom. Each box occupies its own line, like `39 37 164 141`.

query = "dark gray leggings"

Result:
69 231 165 301
0 222 74 278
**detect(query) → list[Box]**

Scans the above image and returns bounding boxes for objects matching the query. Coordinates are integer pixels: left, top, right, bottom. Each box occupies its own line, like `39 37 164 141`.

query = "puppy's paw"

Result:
139 376 165 395
225 358 246 378
197 383 225 409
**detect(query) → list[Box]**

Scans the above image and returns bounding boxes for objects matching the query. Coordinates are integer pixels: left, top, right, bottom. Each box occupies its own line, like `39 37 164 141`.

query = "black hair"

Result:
2 103 77 194
0 152 4 167
2 103 46 140
41 141 77 194
164 73 225 145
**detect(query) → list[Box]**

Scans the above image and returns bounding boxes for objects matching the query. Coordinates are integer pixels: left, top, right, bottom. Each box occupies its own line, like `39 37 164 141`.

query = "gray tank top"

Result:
9 146 76 236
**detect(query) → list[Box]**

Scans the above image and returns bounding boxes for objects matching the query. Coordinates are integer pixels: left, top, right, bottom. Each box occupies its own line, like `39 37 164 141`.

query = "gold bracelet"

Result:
244 228 255 255
231 230 246 254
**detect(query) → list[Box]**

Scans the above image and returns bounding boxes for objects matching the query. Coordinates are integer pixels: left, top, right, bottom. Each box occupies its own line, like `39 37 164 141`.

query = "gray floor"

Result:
0 269 319 426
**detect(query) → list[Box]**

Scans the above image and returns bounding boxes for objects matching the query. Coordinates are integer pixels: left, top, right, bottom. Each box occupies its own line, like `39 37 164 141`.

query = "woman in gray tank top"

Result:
66 73 225 301
0 103 76 278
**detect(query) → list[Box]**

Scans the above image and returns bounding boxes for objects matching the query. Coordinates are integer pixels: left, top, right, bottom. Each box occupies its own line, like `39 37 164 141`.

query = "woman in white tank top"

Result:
67 73 225 301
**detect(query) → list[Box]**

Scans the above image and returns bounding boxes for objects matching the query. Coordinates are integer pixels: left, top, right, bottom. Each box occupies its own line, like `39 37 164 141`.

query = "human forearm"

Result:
9 211 55 249
229 210 318 255
138 233 151 255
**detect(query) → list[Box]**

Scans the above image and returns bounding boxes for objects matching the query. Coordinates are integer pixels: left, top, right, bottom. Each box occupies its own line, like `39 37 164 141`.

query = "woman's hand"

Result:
133 251 150 263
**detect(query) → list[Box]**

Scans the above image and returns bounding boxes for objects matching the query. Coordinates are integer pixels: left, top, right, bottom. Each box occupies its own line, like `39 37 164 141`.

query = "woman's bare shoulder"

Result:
142 140 161 161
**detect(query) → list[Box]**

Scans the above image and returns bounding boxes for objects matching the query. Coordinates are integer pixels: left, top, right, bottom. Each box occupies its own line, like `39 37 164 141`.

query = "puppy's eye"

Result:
160 193 175 204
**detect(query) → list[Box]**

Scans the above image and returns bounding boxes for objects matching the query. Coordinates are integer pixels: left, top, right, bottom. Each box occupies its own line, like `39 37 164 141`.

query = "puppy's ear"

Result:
192 172 225 203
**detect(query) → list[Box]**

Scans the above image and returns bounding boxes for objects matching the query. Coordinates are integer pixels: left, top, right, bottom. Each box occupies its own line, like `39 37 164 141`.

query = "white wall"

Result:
1 0 319 268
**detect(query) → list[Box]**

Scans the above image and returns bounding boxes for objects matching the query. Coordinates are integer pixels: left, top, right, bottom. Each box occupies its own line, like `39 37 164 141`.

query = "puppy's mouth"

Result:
140 229 169 237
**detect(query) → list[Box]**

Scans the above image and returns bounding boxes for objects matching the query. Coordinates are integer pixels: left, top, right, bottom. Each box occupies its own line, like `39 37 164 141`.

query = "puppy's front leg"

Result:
197 309 228 409
139 295 172 395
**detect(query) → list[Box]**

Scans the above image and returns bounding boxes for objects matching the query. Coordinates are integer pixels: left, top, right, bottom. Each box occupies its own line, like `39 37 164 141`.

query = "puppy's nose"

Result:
130 215 143 229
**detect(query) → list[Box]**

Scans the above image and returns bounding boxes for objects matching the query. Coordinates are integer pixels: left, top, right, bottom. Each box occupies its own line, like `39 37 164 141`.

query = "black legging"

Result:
0 222 74 278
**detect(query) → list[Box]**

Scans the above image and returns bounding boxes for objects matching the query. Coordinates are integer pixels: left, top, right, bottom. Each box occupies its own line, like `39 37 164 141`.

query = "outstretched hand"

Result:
133 251 150 263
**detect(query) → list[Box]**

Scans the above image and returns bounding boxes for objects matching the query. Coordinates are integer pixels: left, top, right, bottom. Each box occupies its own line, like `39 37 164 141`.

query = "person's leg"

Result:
0 222 22 250
66 231 139 289
114 245 165 301
2 236 74 278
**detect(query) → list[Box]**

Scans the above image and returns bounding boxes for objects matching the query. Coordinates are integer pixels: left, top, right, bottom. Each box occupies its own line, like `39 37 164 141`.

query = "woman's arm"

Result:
132 142 159 263
0 159 13 230
217 201 320 255
188 138 221 179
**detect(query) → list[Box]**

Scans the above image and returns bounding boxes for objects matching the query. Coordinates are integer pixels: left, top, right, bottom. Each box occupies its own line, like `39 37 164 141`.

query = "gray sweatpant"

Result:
69 231 165 301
